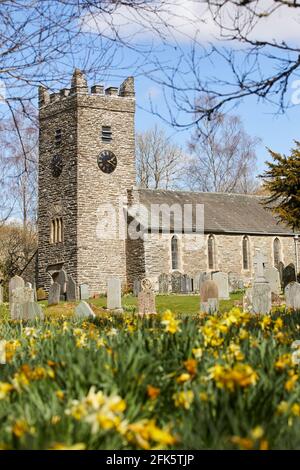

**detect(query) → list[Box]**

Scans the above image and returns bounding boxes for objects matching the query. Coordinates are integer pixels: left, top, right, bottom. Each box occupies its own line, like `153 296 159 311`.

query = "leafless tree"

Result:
0 104 38 225
185 99 260 193
136 126 184 189
147 0 300 127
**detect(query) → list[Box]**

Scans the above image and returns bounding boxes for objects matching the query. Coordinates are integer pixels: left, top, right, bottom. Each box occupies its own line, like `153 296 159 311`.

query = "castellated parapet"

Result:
38 69 136 294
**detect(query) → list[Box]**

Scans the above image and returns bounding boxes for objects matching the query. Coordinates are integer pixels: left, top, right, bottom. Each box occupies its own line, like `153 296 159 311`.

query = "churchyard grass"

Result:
1 304 300 449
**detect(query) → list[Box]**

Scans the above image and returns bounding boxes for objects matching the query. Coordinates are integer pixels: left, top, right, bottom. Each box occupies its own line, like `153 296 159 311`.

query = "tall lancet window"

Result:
273 237 281 267
171 236 179 270
242 235 250 270
208 234 215 270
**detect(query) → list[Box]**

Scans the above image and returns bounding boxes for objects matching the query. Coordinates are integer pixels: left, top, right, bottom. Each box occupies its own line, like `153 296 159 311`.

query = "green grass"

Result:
89 292 244 315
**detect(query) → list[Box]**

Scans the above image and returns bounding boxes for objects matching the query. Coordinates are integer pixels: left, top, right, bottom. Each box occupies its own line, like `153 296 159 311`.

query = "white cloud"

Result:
81 0 300 45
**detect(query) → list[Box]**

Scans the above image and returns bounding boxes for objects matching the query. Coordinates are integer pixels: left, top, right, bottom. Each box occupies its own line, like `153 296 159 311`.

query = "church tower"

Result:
38 70 136 295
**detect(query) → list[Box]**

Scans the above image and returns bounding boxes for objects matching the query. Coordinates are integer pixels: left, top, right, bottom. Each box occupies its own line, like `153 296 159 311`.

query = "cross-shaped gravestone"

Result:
253 250 267 283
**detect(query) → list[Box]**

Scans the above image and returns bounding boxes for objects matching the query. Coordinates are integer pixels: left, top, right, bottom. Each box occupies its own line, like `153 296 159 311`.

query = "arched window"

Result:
208 234 215 270
50 217 63 244
171 236 179 270
273 237 281 267
242 236 250 270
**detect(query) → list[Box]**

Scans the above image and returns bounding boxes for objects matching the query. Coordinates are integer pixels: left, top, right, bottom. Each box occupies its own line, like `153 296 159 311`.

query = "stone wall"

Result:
141 232 295 287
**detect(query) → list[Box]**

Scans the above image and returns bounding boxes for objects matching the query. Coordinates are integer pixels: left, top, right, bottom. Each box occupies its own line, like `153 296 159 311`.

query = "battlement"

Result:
39 69 135 107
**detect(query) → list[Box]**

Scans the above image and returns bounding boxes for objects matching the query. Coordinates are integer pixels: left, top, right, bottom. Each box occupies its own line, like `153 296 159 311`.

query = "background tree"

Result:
185 102 260 193
148 0 300 127
260 142 300 230
136 126 184 189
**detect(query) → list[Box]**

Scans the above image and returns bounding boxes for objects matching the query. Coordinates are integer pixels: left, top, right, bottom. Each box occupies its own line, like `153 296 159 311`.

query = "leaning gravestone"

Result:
138 278 156 315
66 275 77 301
56 269 68 301
48 282 61 306
212 272 229 300
264 266 281 295
9 275 25 302
200 280 219 314
75 301 96 319
158 273 169 294
133 279 141 297
80 283 89 300
107 277 123 312
171 271 182 293
283 264 296 288
285 282 300 311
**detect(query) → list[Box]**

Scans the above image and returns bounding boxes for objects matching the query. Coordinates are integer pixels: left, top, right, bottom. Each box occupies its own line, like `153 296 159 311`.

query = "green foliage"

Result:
261 142 300 229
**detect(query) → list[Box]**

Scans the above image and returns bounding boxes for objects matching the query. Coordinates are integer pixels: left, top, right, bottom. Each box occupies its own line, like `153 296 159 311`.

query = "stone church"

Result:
35 69 295 296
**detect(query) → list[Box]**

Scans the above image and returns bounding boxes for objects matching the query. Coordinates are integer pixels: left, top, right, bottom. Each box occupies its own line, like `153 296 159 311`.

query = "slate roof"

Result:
130 189 294 235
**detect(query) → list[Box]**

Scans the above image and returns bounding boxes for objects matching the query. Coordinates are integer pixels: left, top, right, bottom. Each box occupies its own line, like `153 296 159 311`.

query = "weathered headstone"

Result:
200 280 219 314
80 283 89 300
265 266 281 294
253 251 267 282
158 274 169 294
171 271 182 293
237 279 245 290
10 286 43 320
212 272 229 300
243 284 272 314
75 301 96 319
228 272 239 293
133 279 141 297
9 275 25 302
252 283 272 314
0 285 3 304
48 282 61 306
181 274 190 294
285 282 300 311
107 277 123 312
36 287 47 301
283 264 296 288
138 278 156 315
66 275 77 301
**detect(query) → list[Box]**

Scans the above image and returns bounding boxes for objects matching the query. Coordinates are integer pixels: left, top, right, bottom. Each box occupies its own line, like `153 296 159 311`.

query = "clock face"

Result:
97 150 117 174
51 154 63 177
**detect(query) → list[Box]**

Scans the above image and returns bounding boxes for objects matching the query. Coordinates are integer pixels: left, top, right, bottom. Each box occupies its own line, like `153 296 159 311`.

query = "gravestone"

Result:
247 250 272 314
138 278 156 315
37 287 47 301
278 261 284 287
252 283 272 314
285 282 300 311
228 272 239 293
10 286 43 320
66 276 77 301
253 251 267 282
237 279 244 290
158 274 169 294
212 272 229 300
283 264 296 288
56 269 68 301
80 283 89 300
181 274 190 294
75 301 96 319
0 285 3 304
9 275 25 302
200 280 219 314
264 266 281 294
171 271 182 293
133 279 141 297
107 277 123 312
48 282 61 306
